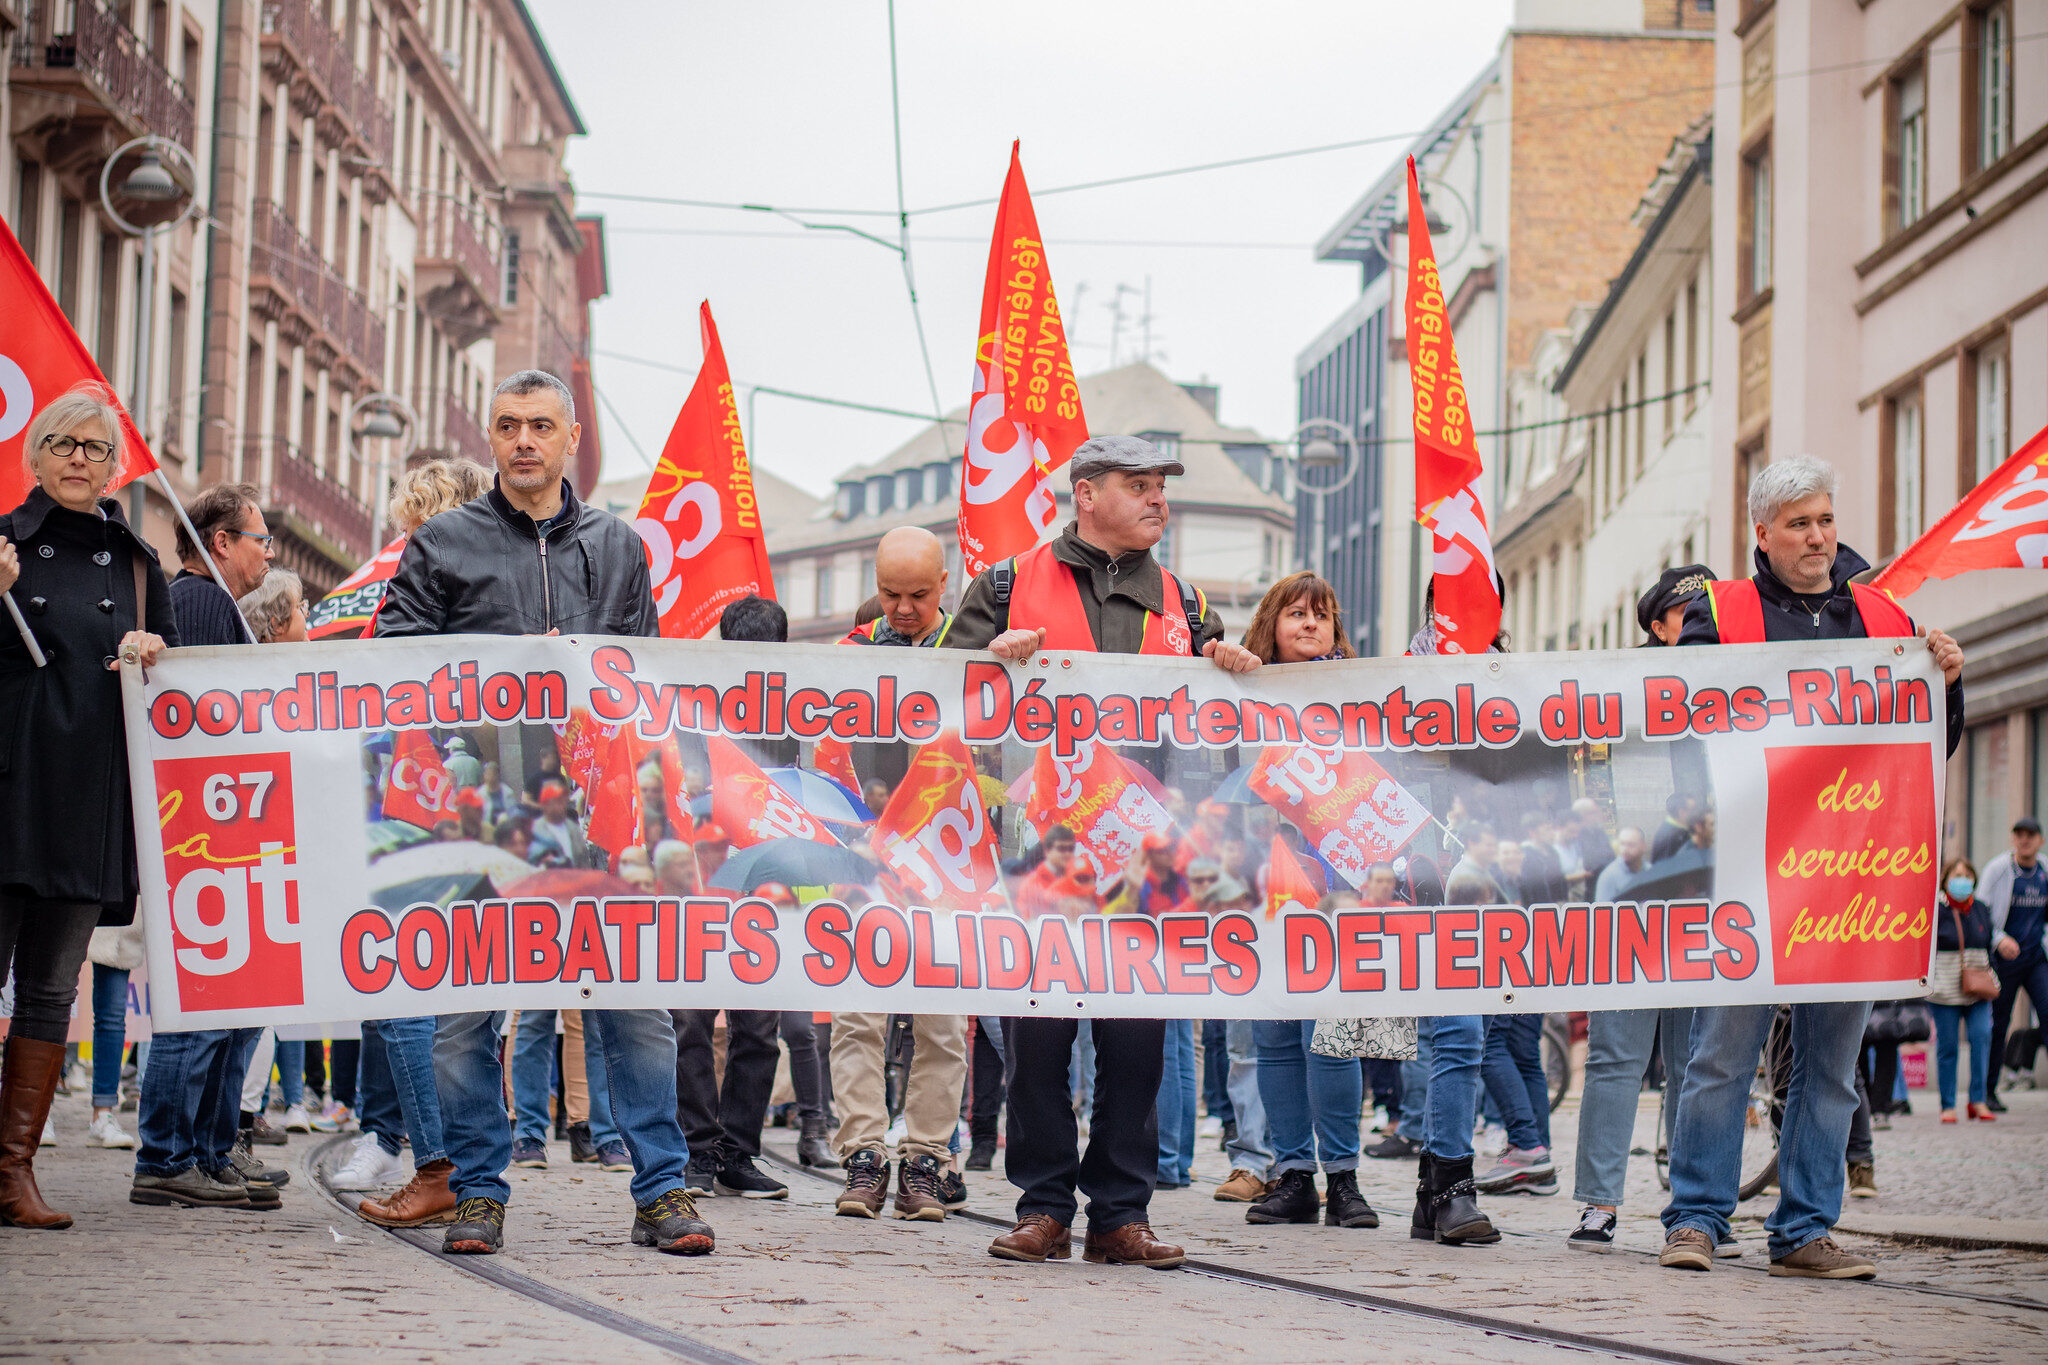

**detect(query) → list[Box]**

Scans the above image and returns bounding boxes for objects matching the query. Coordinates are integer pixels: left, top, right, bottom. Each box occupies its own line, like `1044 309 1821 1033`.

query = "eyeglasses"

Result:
233 531 276 548
41 434 117 463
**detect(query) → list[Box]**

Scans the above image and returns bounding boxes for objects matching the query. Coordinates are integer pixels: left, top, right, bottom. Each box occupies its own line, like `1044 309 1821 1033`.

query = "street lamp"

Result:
1279 418 1364 576
98 137 202 469
1383 171 1474 266
347 392 418 544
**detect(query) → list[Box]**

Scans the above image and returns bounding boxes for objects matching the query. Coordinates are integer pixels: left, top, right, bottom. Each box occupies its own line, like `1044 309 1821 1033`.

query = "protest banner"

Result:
121 634 1946 1030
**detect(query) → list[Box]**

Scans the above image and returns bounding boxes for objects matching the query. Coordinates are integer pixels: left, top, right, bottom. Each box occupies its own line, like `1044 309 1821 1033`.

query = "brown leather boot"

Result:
0 1036 72 1229
1083 1220 1185 1268
988 1213 1071 1262
358 1159 457 1227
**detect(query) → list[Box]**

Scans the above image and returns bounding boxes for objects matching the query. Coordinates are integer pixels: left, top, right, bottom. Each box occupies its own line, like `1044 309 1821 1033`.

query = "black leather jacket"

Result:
374 478 658 639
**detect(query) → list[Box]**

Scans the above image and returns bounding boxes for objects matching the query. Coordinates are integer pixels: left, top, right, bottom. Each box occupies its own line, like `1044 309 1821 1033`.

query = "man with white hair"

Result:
1658 454 1963 1281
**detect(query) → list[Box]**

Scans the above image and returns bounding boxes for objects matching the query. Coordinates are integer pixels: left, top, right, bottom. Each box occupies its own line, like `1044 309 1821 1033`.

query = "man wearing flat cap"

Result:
948 433 1258 1269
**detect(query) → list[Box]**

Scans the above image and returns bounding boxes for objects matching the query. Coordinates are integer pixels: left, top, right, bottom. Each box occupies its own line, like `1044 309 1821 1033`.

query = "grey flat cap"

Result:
1068 433 1185 483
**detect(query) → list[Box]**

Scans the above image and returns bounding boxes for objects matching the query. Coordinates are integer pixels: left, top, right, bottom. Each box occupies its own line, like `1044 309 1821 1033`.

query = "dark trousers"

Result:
780 1012 827 1124
672 1008 779 1164
1005 1015 1164 1231
1201 1019 1234 1126
0 893 101 1044
971 1019 1008 1142
1989 949 2048 1085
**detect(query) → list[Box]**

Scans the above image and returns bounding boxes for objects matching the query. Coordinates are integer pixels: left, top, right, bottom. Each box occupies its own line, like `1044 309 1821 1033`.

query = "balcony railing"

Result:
249 199 387 379
259 0 394 170
256 437 375 568
417 196 499 300
441 393 493 468
12 0 197 152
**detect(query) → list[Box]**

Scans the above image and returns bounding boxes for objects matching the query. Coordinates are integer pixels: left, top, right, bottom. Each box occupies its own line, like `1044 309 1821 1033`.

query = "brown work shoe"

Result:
1213 1168 1269 1203
893 1154 947 1221
989 1213 1071 1262
835 1150 889 1218
358 1159 457 1227
1846 1162 1877 1198
1770 1235 1876 1280
1083 1220 1185 1268
1659 1226 1714 1271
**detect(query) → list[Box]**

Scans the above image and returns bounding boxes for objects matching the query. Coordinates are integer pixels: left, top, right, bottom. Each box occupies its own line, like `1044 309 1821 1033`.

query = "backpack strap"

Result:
991 557 1015 635
1177 578 1205 657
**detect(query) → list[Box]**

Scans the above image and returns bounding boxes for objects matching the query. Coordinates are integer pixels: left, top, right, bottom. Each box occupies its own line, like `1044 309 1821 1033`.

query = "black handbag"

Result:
1866 1001 1933 1045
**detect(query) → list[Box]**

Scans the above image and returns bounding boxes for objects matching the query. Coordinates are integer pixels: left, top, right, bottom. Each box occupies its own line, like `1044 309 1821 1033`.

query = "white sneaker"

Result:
1197 1115 1223 1139
284 1103 313 1133
40 1116 56 1146
329 1133 407 1190
86 1112 137 1149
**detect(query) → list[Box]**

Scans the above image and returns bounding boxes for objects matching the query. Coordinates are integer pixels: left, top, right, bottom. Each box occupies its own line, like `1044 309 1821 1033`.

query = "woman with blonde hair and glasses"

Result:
0 382 175 1228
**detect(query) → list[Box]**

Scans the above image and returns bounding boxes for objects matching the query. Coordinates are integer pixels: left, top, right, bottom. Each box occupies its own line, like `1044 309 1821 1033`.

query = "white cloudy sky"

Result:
527 0 1514 497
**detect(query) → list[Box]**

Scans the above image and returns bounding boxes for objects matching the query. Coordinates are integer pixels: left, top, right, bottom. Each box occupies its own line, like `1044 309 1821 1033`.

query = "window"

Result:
1890 63 1928 232
813 560 833 617
1635 354 1648 476
1741 143 1771 298
1684 276 1699 414
1662 310 1677 439
1969 722 2012 869
502 230 520 306
95 231 121 376
1883 389 1924 557
57 197 82 324
1974 343 2009 484
13 161 41 269
1734 439 1765 570
2033 707 2048 825
1136 431 1181 462
1974 2 2014 169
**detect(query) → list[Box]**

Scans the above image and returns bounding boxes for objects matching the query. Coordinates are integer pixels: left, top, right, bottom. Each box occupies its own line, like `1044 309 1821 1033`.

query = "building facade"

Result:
1711 0 2048 864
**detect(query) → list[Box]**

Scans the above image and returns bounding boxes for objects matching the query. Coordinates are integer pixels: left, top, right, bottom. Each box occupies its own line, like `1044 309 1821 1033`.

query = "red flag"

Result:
0 215 158 511
812 735 858 793
552 708 614 792
1871 421 2048 597
1022 742 1173 883
1265 835 1325 921
1404 156 1500 655
708 736 838 849
956 143 1088 579
632 302 774 638
1247 744 1429 889
871 730 1005 912
384 730 457 829
585 728 651 856
307 533 409 639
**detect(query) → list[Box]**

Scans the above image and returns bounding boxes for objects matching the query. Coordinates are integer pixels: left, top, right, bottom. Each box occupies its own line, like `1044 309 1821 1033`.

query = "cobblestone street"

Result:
5 1081 2043 1364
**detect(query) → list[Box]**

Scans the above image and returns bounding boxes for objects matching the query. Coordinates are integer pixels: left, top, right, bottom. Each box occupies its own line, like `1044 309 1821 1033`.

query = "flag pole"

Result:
151 467 258 644
3 590 46 667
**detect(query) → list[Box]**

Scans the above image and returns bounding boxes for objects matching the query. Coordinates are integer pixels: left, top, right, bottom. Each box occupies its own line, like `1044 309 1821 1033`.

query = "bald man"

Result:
841 526 953 646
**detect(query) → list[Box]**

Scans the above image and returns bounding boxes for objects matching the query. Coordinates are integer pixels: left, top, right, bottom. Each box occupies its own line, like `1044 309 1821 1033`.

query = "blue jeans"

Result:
1397 1025 1432 1142
90 965 129 1109
1222 1020 1271 1177
134 1026 259 1177
1201 1019 1234 1126
361 1017 446 1162
510 1009 619 1147
1254 1018 1363 1174
1662 1001 1869 1259
1573 1008 1693 1207
1930 1000 1992 1109
1155 1019 1197 1184
1421 1015 1486 1162
584 1009 691 1206
271 1040 306 1109
1481 1014 1550 1152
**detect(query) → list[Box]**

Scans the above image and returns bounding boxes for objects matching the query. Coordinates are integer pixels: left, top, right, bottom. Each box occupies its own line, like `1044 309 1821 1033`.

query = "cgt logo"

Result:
155 753 306 1011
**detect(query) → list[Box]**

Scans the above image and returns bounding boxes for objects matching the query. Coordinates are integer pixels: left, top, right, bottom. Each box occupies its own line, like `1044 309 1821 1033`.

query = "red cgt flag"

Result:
632 302 775 638
0 215 158 512
1265 834 1325 921
307 532 409 640
1871 421 2048 597
1247 744 1428 890
1022 741 1173 886
708 736 838 850
956 143 1088 580
1404 156 1500 655
871 730 1005 913
384 729 457 830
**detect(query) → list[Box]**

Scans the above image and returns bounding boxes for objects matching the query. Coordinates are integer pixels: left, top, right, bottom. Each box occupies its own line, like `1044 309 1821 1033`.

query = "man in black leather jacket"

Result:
374 369 710 1258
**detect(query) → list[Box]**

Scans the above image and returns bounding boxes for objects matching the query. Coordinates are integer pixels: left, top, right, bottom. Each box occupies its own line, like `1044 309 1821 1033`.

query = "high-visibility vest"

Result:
999 541 1205 656
1704 578 1913 643
838 613 952 647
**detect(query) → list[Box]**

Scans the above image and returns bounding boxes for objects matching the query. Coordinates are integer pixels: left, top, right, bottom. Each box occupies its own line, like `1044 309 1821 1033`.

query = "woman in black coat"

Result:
0 382 175 1230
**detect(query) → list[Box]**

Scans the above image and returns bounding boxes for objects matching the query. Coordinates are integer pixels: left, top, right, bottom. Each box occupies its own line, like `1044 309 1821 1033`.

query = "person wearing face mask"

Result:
1927 860 1998 1123
0 384 175 1230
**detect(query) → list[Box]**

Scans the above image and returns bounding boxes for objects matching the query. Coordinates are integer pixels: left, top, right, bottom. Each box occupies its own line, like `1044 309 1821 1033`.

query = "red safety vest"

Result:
1007 542 1203 656
1704 578 1913 643
837 613 952 647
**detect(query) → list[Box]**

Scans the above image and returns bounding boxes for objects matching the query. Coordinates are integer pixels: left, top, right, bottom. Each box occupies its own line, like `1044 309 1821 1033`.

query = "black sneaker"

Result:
597 1140 632 1173
965 1138 997 1171
1569 1206 1617 1250
510 1137 548 1169
683 1155 719 1196
1245 1169 1319 1225
938 1168 969 1210
632 1188 715 1255
714 1153 788 1199
211 1163 281 1211
568 1121 599 1163
1365 1132 1423 1160
1324 1170 1378 1228
1985 1091 2007 1113
443 1197 507 1254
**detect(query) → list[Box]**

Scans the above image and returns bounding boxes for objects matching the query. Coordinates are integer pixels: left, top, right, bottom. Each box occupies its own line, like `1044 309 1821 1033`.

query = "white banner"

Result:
121 634 1946 1030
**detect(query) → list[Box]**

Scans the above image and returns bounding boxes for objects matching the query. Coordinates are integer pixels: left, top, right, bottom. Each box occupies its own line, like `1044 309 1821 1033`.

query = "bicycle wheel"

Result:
1736 1006 1793 1201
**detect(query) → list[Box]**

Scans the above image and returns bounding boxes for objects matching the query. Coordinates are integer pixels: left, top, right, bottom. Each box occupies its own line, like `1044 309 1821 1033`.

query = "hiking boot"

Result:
212 1162 282 1211
1324 1170 1378 1228
1413 1153 1498 1245
130 1166 250 1209
714 1153 787 1199
1569 1206 1617 1249
1245 1168 1318 1225
1364 1131 1422 1160
231 1129 291 1187
894 1153 947 1221
1475 1145 1557 1195
1660 1226 1714 1271
964 1137 997 1171
632 1188 715 1255
1214 1168 1269 1202
938 1168 969 1210
510 1137 548 1169
442 1196 507 1254
683 1154 718 1196
247 1115 289 1146
597 1140 632 1173
836 1150 889 1217
1770 1235 1875 1279
1847 1162 1877 1198
568 1121 599 1164
358 1160 457 1227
